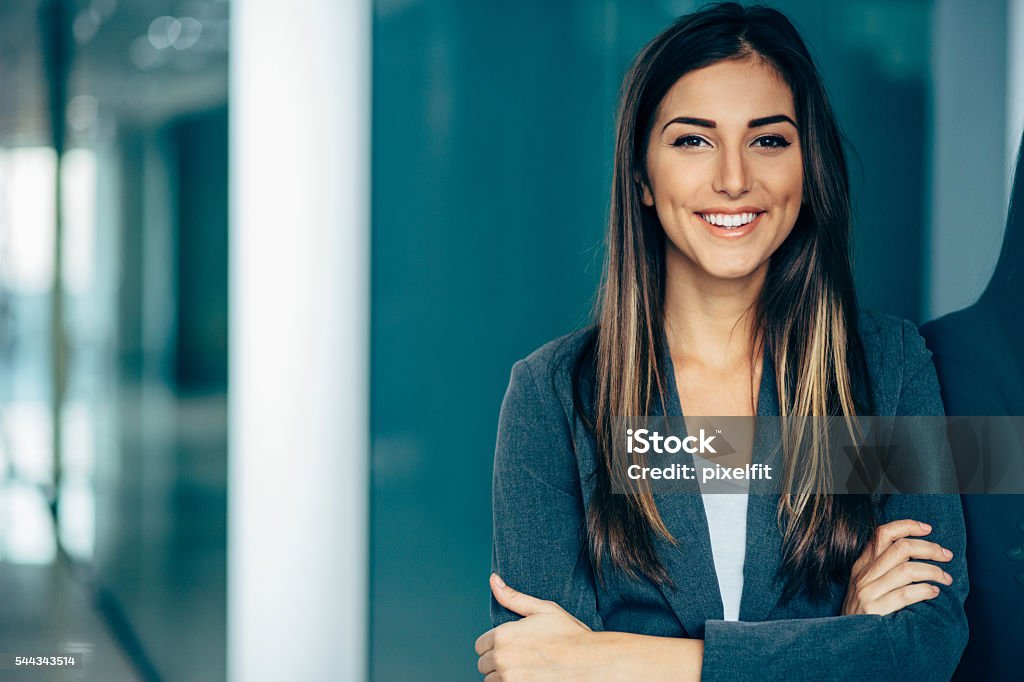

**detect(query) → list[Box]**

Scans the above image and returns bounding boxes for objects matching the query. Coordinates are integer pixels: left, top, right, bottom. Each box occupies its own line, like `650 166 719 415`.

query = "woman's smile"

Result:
694 208 766 238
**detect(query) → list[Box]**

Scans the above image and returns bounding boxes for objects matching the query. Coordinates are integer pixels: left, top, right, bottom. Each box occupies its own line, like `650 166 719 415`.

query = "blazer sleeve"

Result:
490 359 604 630
700 321 968 681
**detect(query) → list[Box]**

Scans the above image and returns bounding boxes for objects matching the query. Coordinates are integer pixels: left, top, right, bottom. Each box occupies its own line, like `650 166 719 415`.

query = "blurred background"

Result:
0 0 1018 680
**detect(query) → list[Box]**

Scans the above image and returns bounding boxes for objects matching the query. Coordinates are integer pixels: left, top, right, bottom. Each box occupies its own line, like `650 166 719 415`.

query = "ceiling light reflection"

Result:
148 15 182 50
173 16 203 50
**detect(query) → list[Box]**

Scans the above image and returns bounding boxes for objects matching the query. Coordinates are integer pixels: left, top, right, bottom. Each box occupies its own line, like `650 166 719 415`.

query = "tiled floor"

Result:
0 389 228 682
0 559 140 681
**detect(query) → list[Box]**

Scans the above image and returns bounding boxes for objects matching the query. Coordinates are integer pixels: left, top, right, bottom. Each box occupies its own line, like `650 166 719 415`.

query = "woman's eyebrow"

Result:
661 114 798 133
749 114 797 128
661 116 715 132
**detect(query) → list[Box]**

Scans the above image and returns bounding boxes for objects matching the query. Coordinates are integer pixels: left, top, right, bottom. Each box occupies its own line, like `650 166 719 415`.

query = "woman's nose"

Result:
713 148 750 198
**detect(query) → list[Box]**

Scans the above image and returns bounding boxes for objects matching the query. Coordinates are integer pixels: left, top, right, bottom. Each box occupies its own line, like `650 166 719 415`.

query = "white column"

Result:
229 1 370 681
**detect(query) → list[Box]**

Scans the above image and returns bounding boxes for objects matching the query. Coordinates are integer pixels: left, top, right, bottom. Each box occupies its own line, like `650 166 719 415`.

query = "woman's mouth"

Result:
696 211 764 229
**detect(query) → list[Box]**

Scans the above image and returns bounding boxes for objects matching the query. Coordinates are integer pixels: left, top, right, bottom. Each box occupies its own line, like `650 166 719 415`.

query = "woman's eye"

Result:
752 134 791 149
672 135 710 148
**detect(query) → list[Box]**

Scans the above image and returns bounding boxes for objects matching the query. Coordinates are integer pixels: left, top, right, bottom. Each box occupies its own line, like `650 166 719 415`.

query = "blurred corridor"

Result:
0 1 227 680
0 0 1021 681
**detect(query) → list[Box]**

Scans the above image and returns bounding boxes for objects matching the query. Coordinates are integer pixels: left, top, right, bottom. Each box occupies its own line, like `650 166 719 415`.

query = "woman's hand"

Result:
475 573 608 681
842 518 954 616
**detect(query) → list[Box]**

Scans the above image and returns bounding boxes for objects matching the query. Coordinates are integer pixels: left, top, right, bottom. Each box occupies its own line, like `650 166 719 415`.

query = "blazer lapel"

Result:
654 337 788 631
738 348 786 622
651 337 724 637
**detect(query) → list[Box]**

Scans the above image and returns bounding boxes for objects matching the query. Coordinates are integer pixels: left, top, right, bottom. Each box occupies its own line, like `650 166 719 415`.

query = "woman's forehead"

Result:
654 58 796 125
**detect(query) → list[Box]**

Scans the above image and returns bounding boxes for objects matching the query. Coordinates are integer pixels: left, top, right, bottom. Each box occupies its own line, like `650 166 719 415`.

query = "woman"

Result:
475 4 967 680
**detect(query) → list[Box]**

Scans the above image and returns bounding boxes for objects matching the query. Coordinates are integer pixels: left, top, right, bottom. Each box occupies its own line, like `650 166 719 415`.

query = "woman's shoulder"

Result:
856 309 940 415
516 325 598 378
856 309 931 368
513 325 597 401
494 328 598 507
497 326 597 459
856 308 921 352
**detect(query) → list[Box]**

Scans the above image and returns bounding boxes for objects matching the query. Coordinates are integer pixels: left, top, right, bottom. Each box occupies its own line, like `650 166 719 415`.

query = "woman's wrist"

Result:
588 631 704 682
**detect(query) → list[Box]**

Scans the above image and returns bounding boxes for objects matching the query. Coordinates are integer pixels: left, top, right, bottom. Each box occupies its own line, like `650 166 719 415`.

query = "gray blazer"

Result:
490 310 968 681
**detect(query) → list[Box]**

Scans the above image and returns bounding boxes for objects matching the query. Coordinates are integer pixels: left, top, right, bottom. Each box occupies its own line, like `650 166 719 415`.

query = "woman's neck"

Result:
663 249 766 370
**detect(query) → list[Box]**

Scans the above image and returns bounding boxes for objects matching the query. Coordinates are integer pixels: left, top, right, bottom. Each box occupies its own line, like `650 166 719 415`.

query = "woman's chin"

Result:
698 259 765 282
665 240 771 283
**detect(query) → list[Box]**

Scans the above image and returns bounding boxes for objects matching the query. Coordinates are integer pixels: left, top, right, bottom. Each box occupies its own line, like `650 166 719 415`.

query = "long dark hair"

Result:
574 2 876 599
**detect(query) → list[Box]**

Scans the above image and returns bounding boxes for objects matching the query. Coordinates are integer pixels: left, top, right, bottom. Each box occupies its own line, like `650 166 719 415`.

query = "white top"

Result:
693 454 749 621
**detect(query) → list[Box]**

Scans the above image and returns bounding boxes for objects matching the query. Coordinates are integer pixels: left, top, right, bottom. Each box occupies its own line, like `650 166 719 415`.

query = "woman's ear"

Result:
635 176 655 207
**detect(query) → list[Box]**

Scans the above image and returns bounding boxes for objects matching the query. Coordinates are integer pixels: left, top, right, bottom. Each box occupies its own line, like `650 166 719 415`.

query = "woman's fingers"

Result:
477 650 495 675
843 519 955 617
475 574 597 680
860 538 953 584
858 560 952 605
867 582 942 616
474 628 494 656
852 519 931 574
489 573 558 618
870 519 933 554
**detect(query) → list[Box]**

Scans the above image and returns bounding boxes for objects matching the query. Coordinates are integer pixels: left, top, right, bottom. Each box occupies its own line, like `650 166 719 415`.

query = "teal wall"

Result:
371 3 611 679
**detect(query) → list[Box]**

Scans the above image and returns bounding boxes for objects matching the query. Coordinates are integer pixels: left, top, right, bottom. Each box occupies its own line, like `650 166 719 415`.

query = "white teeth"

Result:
700 212 760 228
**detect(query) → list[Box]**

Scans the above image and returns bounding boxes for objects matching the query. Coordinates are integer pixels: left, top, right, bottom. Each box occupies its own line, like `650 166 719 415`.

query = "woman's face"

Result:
642 57 803 282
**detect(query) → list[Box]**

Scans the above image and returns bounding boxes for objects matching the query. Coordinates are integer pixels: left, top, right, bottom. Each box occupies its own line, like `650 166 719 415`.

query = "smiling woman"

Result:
476 3 967 681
